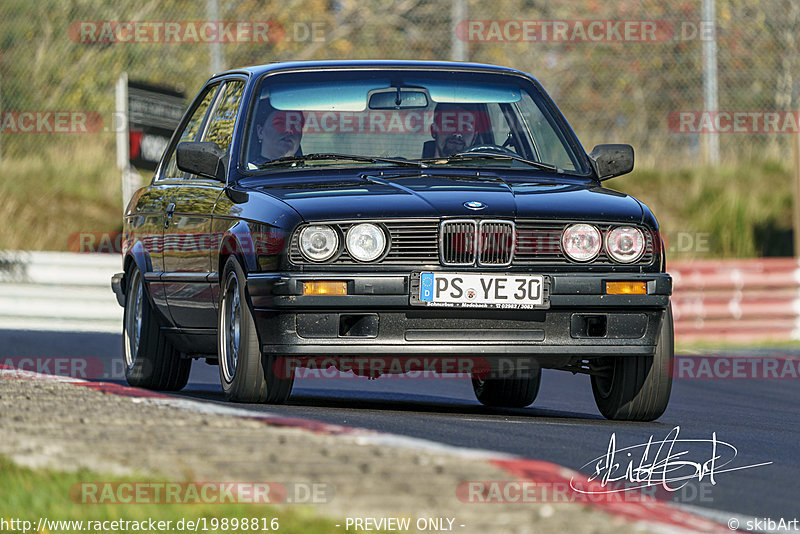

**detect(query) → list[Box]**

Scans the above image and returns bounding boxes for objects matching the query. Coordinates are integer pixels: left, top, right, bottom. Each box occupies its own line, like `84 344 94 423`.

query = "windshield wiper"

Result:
422 152 561 173
256 153 424 168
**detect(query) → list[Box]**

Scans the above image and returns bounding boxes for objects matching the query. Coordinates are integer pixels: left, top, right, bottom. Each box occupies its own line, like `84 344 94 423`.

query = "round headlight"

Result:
562 224 602 262
346 223 387 262
606 226 645 263
299 225 339 262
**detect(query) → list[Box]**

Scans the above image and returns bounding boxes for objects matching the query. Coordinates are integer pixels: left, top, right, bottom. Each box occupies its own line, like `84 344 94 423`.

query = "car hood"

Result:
245 171 644 224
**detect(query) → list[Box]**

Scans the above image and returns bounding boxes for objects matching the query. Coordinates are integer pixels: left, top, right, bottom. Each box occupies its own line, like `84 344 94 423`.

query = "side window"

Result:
162 84 219 180
202 80 245 152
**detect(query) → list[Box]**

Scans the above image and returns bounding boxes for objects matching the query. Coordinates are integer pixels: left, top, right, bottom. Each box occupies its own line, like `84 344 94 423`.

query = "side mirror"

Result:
588 144 634 180
176 141 226 182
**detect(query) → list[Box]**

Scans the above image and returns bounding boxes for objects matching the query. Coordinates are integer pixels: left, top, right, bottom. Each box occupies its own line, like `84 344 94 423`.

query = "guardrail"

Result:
671 258 800 343
1 251 798 342
0 251 122 333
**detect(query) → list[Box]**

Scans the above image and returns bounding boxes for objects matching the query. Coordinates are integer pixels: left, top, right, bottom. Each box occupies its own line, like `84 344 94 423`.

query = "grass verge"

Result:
0 137 794 257
621 159 794 259
0 136 136 251
0 456 341 534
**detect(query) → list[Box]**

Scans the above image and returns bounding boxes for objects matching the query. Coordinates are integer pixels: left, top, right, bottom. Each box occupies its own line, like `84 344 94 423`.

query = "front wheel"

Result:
123 265 190 391
218 256 294 403
590 306 674 421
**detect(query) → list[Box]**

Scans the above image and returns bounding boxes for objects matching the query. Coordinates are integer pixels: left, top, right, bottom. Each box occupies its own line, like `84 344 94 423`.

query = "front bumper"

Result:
246 272 671 363
111 272 125 307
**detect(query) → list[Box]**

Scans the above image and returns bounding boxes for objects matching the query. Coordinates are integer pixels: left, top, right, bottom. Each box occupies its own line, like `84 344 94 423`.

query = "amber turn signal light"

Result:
605 281 647 295
302 281 348 296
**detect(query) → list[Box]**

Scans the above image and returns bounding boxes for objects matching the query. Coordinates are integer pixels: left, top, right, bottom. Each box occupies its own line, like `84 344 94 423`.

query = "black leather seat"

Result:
421 140 436 158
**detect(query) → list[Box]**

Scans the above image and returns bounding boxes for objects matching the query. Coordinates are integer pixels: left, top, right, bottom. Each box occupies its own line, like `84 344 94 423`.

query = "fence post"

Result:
451 0 467 62
702 0 720 165
115 72 139 214
794 123 800 257
207 0 224 74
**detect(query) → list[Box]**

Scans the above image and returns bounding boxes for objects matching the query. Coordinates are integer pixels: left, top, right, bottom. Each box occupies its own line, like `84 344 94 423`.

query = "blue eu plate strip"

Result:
420 272 434 302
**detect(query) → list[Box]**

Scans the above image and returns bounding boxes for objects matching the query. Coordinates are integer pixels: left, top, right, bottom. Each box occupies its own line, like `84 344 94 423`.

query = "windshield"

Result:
244 70 585 173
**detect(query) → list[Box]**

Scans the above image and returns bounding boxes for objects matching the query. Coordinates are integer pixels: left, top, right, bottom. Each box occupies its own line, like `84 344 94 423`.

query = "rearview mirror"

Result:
176 141 226 182
588 144 634 180
368 87 429 109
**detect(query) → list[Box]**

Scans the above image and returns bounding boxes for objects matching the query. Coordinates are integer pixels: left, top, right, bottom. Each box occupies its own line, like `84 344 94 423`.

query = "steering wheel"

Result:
458 144 519 157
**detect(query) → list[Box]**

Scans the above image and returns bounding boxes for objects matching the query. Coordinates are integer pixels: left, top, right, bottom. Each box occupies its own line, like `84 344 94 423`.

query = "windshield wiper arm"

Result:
256 153 424 168
422 152 560 173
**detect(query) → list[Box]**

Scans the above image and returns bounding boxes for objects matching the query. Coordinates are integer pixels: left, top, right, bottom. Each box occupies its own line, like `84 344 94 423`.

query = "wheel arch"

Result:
122 242 153 292
217 220 260 278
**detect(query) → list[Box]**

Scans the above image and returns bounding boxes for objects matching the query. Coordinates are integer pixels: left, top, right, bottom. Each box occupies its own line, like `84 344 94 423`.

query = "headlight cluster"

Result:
298 223 387 263
605 226 646 263
562 224 645 263
346 223 386 262
299 225 339 262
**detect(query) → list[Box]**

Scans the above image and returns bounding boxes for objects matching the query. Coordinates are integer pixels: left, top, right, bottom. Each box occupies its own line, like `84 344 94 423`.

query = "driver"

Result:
251 100 304 165
429 102 487 157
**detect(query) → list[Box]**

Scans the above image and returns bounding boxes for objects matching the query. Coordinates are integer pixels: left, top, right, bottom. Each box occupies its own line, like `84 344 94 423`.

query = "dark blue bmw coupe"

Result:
112 60 673 421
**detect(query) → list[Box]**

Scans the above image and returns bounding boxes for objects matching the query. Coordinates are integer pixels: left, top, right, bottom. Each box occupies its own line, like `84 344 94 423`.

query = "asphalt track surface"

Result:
3 329 798 522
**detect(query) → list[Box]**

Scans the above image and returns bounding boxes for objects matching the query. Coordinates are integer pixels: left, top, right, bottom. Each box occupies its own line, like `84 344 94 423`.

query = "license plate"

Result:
415 272 547 309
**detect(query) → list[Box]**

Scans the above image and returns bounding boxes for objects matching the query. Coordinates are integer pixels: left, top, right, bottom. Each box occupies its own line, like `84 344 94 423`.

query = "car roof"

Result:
212 59 532 80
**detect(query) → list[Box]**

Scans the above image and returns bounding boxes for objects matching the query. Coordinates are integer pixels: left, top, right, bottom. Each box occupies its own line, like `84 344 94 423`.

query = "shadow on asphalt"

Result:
175 386 615 423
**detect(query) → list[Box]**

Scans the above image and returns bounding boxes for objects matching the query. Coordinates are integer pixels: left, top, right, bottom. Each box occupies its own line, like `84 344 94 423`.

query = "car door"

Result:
163 78 246 330
152 81 221 326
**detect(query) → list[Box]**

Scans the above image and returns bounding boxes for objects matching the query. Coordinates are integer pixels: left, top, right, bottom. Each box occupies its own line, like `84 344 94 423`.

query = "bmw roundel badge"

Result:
463 201 487 210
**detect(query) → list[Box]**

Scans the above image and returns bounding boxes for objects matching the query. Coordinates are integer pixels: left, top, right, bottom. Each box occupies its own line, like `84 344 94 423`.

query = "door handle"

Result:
165 203 176 228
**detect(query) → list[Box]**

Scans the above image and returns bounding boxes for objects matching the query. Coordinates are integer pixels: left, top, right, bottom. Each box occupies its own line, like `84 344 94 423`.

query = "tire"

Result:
218 256 294 403
472 364 542 408
591 306 674 421
123 265 191 391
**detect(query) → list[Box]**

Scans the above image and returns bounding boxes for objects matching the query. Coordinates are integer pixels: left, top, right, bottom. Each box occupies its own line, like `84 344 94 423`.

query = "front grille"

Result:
440 220 477 266
477 220 515 266
440 219 515 266
514 222 567 264
289 219 655 267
